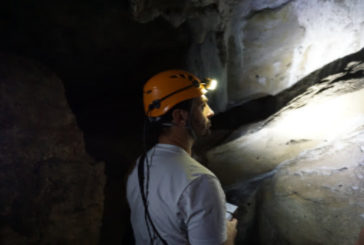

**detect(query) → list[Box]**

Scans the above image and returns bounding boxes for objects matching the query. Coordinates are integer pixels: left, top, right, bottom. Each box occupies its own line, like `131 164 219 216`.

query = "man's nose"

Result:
206 104 214 118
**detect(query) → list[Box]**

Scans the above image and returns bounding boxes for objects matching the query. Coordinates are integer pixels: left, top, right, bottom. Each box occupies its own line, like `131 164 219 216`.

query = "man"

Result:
127 70 237 244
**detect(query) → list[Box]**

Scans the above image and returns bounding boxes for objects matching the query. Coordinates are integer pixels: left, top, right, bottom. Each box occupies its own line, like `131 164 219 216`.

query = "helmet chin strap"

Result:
186 102 197 140
186 122 197 140
161 122 176 127
161 99 197 139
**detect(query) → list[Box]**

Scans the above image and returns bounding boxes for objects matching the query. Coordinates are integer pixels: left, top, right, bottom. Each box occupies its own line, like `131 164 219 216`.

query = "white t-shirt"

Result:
127 143 227 245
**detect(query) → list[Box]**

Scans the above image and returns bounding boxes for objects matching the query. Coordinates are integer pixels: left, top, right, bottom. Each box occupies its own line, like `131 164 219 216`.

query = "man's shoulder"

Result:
179 155 216 182
151 144 212 171
129 144 218 191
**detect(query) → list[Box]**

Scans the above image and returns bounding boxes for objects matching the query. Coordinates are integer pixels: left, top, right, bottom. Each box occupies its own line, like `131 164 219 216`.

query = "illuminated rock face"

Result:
230 0 364 103
131 0 364 111
206 48 364 244
259 132 364 245
208 48 364 184
0 54 105 244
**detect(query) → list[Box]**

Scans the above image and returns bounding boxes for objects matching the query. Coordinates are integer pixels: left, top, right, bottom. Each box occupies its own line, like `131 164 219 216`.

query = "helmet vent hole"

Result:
179 74 186 78
170 75 178 79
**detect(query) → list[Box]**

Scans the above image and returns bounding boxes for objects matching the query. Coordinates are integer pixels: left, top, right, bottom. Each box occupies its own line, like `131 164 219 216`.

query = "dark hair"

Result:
143 99 193 150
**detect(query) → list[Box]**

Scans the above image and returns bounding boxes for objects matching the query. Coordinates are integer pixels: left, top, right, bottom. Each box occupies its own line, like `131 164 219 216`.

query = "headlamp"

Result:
202 78 218 91
147 76 219 114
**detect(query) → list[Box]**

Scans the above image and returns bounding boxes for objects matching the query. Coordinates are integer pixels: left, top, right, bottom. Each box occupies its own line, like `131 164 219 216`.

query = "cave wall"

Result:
207 47 364 245
131 0 364 110
2 0 364 244
0 53 105 244
227 0 364 104
1 1 192 244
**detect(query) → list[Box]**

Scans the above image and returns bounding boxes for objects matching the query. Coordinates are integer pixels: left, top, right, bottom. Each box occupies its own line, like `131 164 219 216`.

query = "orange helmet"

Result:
143 70 213 118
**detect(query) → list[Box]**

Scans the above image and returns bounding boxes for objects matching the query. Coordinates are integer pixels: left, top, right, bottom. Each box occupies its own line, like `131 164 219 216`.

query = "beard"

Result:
192 118 212 137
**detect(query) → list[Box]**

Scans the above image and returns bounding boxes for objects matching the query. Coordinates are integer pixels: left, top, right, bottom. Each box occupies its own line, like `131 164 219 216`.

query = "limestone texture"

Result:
131 0 364 111
259 130 364 245
229 0 364 103
205 48 364 244
0 53 105 244
207 48 364 185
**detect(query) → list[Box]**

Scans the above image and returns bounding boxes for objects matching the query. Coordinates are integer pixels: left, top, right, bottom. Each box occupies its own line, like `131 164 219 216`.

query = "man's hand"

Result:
356 228 364 245
223 218 238 245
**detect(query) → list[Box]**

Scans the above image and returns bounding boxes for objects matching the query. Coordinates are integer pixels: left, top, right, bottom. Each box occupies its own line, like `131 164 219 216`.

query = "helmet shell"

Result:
143 70 204 117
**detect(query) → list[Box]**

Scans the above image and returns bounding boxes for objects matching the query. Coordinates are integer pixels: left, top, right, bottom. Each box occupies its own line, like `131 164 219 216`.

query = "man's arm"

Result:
179 175 229 245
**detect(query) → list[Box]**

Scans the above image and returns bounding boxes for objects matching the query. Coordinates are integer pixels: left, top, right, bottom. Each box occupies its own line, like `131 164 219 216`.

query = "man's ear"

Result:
171 109 189 127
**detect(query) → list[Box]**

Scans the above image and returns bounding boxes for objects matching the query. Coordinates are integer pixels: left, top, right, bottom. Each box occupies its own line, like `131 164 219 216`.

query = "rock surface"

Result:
1 2 192 243
206 48 364 244
259 130 364 245
131 0 364 111
0 53 105 244
207 48 364 185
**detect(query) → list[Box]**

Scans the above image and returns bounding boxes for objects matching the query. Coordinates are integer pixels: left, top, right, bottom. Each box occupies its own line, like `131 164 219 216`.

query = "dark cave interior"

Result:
2 1 364 244
1 1 194 243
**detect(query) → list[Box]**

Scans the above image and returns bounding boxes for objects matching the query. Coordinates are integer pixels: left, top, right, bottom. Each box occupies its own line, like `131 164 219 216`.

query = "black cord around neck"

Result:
138 152 168 245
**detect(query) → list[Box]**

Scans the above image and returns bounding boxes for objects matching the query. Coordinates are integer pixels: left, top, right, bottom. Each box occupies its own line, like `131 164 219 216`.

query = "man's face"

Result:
191 95 214 137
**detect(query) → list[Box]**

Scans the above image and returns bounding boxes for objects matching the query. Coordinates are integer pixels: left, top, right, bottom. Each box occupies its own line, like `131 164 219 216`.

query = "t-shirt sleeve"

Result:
178 174 227 245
